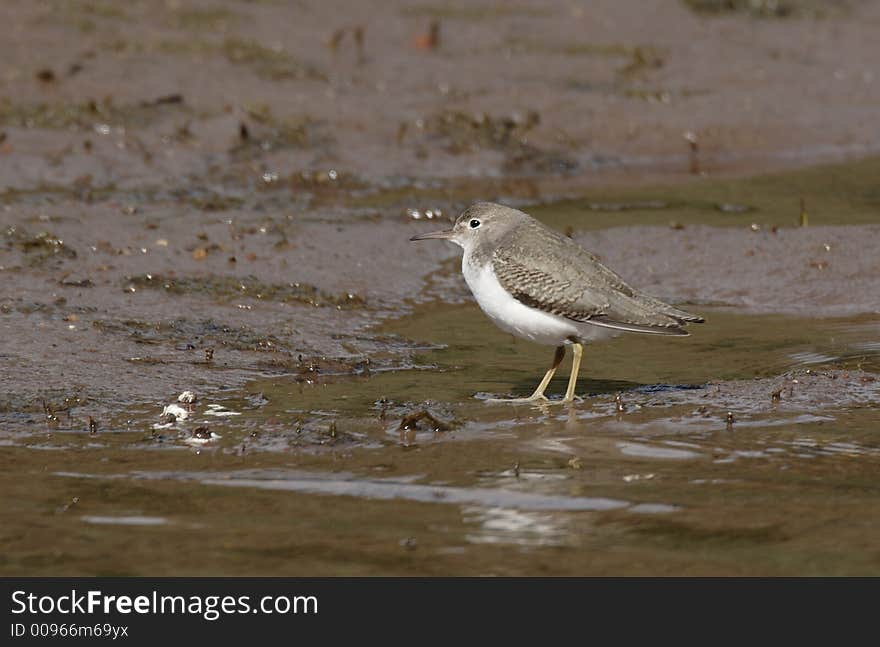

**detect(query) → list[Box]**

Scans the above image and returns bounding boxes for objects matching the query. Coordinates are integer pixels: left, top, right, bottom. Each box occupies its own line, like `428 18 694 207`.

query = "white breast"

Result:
462 256 615 346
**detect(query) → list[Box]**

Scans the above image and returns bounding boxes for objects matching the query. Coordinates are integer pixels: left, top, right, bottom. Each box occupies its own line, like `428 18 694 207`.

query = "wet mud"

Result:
1 0 879 575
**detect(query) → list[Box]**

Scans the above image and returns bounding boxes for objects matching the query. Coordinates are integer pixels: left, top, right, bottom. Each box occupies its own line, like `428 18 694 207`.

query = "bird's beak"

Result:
410 229 454 242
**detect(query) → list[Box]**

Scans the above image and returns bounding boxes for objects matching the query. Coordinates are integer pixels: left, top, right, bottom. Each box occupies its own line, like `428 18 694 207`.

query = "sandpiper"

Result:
411 202 703 403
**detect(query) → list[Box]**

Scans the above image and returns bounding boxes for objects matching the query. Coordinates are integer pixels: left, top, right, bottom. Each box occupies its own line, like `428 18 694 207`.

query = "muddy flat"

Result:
1 0 879 576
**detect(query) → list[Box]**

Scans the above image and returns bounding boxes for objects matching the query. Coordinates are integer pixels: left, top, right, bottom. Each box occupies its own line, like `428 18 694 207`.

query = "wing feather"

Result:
492 222 703 335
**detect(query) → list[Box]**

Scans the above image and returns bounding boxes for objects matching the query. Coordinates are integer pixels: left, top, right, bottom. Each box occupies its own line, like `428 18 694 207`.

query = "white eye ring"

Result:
469 219 481 229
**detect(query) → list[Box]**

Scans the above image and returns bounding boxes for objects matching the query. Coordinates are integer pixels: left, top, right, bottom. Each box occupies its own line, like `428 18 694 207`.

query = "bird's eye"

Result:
469 219 481 229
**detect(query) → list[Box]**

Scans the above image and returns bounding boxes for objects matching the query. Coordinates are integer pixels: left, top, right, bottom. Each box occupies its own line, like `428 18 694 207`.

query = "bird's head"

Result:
409 202 526 251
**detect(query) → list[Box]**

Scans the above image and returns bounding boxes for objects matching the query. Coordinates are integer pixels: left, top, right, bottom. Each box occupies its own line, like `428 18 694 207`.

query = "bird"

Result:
410 202 703 403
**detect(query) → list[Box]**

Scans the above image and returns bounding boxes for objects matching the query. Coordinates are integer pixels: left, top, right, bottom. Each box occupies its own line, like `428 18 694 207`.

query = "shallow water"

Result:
3 302 878 575
535 156 880 231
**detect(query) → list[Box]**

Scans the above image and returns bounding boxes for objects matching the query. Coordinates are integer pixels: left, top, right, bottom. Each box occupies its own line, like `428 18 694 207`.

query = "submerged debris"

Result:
397 409 453 433
3 226 76 265
161 403 189 422
59 274 94 287
617 46 664 77
399 536 418 550
187 426 221 445
420 109 539 154
584 200 669 212
222 38 325 81
139 94 184 108
0 95 190 131
246 392 269 407
122 274 366 309
680 0 845 19
43 401 60 427
230 105 328 159
93 318 288 353
415 108 578 174
55 497 80 515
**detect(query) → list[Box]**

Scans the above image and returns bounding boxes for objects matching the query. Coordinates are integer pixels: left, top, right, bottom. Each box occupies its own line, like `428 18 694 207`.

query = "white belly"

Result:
462 257 618 346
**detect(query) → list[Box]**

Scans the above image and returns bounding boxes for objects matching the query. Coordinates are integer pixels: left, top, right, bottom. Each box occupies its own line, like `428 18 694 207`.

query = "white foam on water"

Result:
617 441 701 460
81 515 168 526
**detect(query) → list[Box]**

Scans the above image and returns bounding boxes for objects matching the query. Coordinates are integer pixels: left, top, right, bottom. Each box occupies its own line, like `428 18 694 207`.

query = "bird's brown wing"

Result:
491 224 703 336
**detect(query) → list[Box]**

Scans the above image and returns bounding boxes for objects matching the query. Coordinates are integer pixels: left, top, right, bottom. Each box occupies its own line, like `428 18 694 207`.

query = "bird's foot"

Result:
483 394 583 405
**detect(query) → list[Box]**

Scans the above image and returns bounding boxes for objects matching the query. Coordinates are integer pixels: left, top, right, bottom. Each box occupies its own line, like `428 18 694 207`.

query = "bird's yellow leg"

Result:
563 342 583 402
528 345 566 400
486 346 565 404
